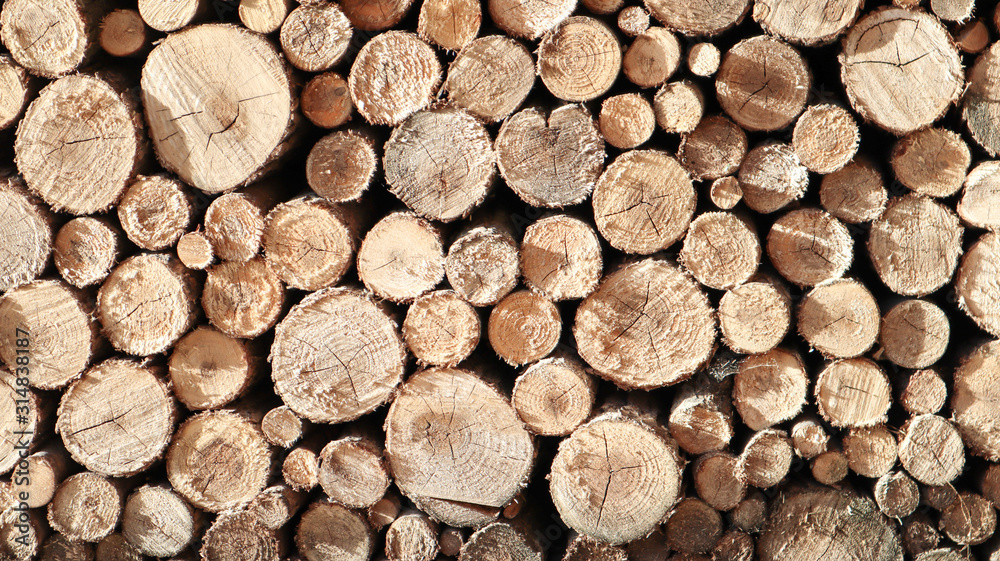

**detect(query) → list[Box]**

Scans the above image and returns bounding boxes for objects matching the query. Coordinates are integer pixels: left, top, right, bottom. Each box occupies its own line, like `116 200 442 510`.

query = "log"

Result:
459 521 540 561
598 94 655 150
733 348 808 431
664 498 721 554
403 290 480 366
752 0 861 45
318 433 391 509
262 196 357 291
239 0 293 34
12 445 71 509
982 463 1000 509
843 424 898 479
819 157 888 224
141 24 293 194
562 533 627 561
574 259 715 389
791 415 829 460
279 2 353 73
623 28 681 88
118 175 192 251
301 72 353 129
53 217 116 288
814 358 891 428
549 410 682 545
897 414 965 486
930 0 974 22
201 510 279 561
495 105 605 208
306 130 376 203
1 508 47 559
879 299 950 370
357 212 446 303
715 35 810 132
96 253 199 356
651 80 704 134
176 232 214 271
0 369 40 475
901 368 947 416
295 501 374 561
121 485 196 558
168 326 260 410
717 276 792 355
891 127 970 198
537 17 621 102
418 0 480 50
692 451 746 511
939 492 996 545
270 288 405 424
248 484 306 531
47 471 123 543
737 428 793 488
16 73 146 214
964 42 1000 156
204 185 279 263
39 533 94 561
955 232 1000 337
618 6 649 36
840 7 963 135
488 0 573 39
56 359 175 477
687 43 720 77
955 19 990 53
385 511 439 561
439 527 465 557
712 531 753 561
792 104 859 174
95 534 145 561
677 115 747 181
680 211 760 290
737 142 809 214
283 445 320 492
758 486 902 561
262 406 304 448
730 490 767 534
952 339 1000 459
668 372 734 454
903 512 941 557
959 161 1000 232
923 484 959 511
137 0 206 32
520 214 603 301
100 9 149 58
0 56 31 131
385 367 534 512
874 471 919 519
488 289 561 366
0 280 99 389
797 278 880 359
810 448 848 486
767 207 853 287
445 223 520 307
593 150 696 255
512 354 596 437
348 31 440 126
166 410 272 512
643 0 749 35
383 107 495 222
411 496 500 528
0 0 106 78
443 35 535 123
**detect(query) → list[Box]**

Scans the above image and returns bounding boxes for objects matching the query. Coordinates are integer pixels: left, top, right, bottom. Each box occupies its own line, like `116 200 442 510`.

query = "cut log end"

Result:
118 175 192 251
624 28 681 88
444 35 535 123
318 435 391 509
733 348 808 431
792 104 859 174
446 225 520 307
1 0 94 77
819 157 887 224
418 0 481 50
678 115 747 181
301 72 353 129
279 3 353 73
488 289 562 366
738 142 809 214
358 212 445 303
176 231 214 270
892 127 970 198
521 215 603 301
512 354 596 437
680 211 760 290
100 9 149 58
306 130 376 203
403 290 480 367
263 197 356 291
767 207 853 287
349 31 440 126
718 277 791 355
47 472 123 543
798 278 880 359
538 17 621 102
814 358 891 428
599 93 656 150
716 35 810 132
169 326 258 410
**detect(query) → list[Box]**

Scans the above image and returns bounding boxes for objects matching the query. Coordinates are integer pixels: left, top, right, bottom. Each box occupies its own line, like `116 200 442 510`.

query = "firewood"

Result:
358 212 445 303
53 216 116 288
0 370 40 475
814 358 891 429
819 157 887 224
301 72 352 130
204 185 279 263
318 432 391 509
733 348 808 431
118 175 192 251
383 107 495 221
767 207 853 287
262 196 357 291
283 444 321 492
385 511 439 561
797 278 880 359
348 31 440 126
891 127 971 198
915 550 971 561
668 372 734 454
955 232 1000 337
923 484 959 511
706 178 742 207
561 534 627 561
903 512 941 557
0 0 106 78
901 368 947 416
752 0 861 45
931 0 975 21
677 115 747 181
737 428 793 488
488 290 561 365
270 288 406 424
956 19 990 53
16 73 145 214
549 409 682 544
168 326 259 410
439 527 465 557
248 484 307 531
459 521 540 561
598 94 655 150
306 130 376 203
12 445 71 509
138 0 206 31
712 531 753 561
411 496 500 528
385 367 534 513
239 0 293 34
757 486 902 561
339 0 414 30
623 28 681 88
575 259 715 389
537 17 621 102
843 424 898 479
959 161 1000 231
512 354 596 437
295 500 373 561
952 339 1000 460
402 290 479 366
261 406 304 449
121 485 196 558
279 2 352 72
176 232 214 271
841 7 963 136
880 299 950 370
166 410 272 512
874 471 919 519
445 223 520 307
201 511 279 561
520 215 603 301
716 36 810 132
790 415 829 460
0 56 30 130
418 0 480 50
644 0 749 36
626 530 669 561
367 493 402 530
718 276 792 355
100 9 149 58
664 498 721 554
811 448 848 486
495 105 605 208
687 42 720 77
39 533 94 561
982 463 1000 510
898 414 965 486
737 142 809 214
652 80 704 134
47 471 123 542
692 451 746 511
791 104 859 174
443 36 535 123
1 508 48 559
965 43 1000 156
618 6 649 36
95 534 144 561
0 280 99 389
939 492 996 545
680 211 760 290
730 489 767 534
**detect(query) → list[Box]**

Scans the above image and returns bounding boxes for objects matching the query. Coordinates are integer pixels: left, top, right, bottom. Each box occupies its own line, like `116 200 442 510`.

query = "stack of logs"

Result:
3 0 1000 559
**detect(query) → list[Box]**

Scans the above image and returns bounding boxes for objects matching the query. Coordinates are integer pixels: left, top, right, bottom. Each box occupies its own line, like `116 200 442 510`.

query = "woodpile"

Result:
5 0 1000 559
